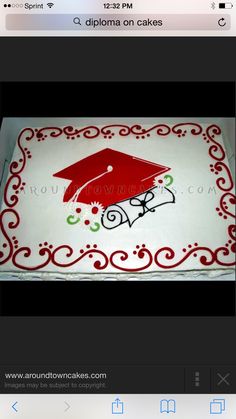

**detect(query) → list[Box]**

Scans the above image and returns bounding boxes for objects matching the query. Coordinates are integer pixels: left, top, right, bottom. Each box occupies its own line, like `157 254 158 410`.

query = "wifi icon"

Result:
47 2 54 8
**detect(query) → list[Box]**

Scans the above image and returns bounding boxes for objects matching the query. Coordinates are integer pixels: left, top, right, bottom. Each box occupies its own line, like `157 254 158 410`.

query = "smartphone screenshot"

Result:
0 1 235 418
0 0 235 36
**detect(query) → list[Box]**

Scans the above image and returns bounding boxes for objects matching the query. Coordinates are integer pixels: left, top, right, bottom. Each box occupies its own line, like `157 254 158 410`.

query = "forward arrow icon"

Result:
64 401 70 412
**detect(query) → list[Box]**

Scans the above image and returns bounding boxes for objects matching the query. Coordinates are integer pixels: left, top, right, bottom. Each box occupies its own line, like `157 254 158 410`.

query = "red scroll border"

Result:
0 123 235 272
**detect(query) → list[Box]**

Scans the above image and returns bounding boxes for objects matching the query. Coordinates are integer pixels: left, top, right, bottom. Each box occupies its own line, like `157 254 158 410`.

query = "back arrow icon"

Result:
12 402 18 412
64 401 70 412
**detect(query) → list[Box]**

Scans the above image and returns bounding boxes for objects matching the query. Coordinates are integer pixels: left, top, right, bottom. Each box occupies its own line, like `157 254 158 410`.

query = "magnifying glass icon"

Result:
73 17 81 25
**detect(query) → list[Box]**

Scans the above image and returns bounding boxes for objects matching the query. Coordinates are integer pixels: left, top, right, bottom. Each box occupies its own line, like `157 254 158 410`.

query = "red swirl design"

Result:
205 125 225 161
214 247 236 266
172 123 203 136
130 124 171 136
101 124 131 137
229 225 236 241
213 162 234 191
12 247 52 271
154 246 216 269
36 124 172 141
4 175 21 207
10 128 34 175
64 125 100 139
0 123 235 271
220 193 236 218
36 127 63 138
110 247 153 272
100 124 171 138
228 225 236 254
0 209 20 265
51 246 109 270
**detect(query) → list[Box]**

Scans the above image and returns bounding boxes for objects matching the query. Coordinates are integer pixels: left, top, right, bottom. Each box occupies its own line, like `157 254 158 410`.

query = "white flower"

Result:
89 201 104 217
153 176 164 187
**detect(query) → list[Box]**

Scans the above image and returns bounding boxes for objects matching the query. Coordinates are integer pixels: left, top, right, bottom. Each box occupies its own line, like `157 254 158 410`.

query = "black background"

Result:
0 281 235 316
0 81 235 121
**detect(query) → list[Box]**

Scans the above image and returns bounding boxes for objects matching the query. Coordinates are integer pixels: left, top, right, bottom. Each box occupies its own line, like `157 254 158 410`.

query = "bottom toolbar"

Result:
0 394 235 418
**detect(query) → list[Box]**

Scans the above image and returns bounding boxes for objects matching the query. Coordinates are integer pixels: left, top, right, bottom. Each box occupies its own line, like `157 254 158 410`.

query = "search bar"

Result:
6 14 231 31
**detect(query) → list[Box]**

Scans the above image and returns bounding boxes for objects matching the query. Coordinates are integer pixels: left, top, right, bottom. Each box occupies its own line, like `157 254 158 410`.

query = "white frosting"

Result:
0 121 235 279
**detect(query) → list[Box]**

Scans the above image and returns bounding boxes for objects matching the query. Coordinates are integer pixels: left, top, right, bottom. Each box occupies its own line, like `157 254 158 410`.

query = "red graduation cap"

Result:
53 148 170 207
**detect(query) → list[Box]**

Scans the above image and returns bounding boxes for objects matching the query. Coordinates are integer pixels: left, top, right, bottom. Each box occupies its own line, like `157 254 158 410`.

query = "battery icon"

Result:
219 2 233 8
